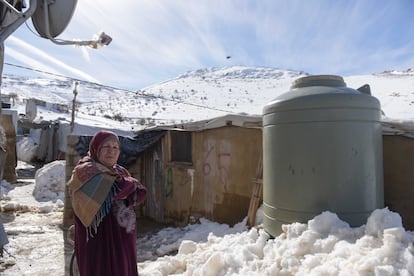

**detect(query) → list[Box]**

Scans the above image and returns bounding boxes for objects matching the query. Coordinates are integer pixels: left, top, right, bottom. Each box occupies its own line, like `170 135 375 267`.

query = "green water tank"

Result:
262 75 384 237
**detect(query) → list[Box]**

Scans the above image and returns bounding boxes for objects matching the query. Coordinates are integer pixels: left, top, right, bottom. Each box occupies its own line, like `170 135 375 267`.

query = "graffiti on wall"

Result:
165 167 173 198
203 139 232 191
164 167 195 200
162 138 232 207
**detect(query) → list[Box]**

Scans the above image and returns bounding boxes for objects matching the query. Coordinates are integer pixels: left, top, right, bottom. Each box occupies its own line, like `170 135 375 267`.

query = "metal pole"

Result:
70 81 78 133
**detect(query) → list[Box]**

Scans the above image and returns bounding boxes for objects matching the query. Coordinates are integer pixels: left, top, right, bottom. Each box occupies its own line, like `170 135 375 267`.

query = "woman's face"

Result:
97 137 120 167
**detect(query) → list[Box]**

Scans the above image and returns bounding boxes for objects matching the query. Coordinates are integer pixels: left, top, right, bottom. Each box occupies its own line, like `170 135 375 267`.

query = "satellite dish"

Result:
25 99 37 122
31 0 78 38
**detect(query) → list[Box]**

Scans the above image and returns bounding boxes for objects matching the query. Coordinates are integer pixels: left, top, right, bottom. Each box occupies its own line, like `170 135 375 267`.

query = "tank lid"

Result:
291 75 346 89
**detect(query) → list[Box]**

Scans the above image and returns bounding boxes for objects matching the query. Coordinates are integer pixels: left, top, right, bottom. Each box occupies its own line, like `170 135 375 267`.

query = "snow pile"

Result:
33 160 66 203
1 160 65 214
16 129 42 162
139 209 414 276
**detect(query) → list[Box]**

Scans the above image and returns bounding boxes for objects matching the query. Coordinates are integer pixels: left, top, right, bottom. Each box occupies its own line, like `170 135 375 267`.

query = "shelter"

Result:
137 114 263 226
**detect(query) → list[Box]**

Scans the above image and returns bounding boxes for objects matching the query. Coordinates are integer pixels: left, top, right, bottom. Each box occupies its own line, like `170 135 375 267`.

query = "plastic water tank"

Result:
262 75 384 237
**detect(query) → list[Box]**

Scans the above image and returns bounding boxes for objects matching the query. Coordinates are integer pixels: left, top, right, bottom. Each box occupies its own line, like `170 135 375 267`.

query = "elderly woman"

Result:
69 130 147 276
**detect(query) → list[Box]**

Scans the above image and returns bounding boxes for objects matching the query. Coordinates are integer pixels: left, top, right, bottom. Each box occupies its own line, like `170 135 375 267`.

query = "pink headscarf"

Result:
88 130 119 160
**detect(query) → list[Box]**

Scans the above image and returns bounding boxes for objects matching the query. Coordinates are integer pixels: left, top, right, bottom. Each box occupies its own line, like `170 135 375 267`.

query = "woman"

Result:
69 130 147 276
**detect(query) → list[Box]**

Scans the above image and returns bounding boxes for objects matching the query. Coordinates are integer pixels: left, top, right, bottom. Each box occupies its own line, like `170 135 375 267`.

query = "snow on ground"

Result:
1 160 414 275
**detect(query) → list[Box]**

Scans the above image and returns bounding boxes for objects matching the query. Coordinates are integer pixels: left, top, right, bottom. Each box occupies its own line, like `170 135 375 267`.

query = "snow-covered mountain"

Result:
1 66 414 134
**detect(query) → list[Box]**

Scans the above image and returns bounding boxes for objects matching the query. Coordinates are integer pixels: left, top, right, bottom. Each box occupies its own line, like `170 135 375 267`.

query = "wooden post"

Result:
70 81 78 133
0 114 16 183
63 135 79 228
246 151 263 228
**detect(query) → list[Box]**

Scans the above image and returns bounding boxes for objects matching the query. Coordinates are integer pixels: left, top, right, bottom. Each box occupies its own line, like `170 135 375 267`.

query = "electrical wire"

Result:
3 62 234 114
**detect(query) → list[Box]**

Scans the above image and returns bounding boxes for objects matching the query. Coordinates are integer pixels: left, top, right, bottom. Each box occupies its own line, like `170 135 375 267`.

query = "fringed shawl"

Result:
69 156 121 233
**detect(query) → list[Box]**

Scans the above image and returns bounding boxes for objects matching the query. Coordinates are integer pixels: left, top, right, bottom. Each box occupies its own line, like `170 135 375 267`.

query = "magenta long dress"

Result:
74 170 147 276
74 202 137 275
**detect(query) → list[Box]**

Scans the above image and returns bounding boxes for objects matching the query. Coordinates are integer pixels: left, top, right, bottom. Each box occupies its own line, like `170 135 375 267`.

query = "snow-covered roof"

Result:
141 114 263 132
141 114 414 138
381 118 414 138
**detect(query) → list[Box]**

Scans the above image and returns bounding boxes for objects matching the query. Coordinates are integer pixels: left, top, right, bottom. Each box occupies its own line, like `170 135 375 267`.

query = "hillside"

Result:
1 66 414 135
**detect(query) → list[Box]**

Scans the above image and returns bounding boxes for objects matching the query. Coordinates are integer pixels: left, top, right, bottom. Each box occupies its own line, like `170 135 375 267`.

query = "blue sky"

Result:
2 0 414 90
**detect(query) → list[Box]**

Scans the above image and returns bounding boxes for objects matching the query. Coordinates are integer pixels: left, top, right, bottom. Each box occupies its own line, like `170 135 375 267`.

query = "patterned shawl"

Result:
69 156 120 230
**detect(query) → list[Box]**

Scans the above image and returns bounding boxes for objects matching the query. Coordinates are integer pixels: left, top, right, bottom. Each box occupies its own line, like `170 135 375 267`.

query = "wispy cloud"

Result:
3 0 414 89
5 36 100 82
